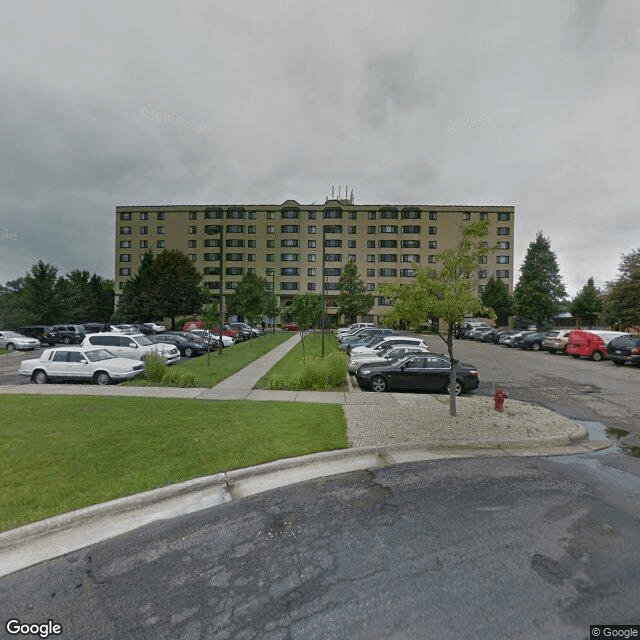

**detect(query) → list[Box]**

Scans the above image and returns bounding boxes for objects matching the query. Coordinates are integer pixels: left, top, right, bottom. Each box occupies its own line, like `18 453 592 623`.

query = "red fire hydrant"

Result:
494 388 508 412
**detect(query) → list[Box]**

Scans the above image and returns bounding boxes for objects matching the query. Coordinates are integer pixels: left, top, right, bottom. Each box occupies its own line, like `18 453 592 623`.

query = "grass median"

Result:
0 395 348 532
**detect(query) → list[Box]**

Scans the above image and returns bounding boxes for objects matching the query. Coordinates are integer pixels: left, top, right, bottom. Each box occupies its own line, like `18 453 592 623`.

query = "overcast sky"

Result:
1 0 638 296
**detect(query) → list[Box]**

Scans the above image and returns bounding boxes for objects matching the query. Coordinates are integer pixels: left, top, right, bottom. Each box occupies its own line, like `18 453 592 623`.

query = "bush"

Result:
268 352 347 391
143 354 167 383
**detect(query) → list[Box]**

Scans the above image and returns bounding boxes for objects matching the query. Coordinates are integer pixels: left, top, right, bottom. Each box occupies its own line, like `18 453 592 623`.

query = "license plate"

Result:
615 350 622 354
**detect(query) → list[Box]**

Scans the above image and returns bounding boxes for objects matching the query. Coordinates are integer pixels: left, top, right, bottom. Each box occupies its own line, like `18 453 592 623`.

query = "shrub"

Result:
143 354 167 383
268 352 347 391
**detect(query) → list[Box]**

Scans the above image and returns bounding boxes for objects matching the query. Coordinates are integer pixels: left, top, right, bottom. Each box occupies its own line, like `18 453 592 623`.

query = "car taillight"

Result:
470 370 478 377
632 347 640 355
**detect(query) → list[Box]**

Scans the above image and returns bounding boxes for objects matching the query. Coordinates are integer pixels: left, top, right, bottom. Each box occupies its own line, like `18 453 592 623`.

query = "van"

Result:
565 330 627 361
81 332 180 364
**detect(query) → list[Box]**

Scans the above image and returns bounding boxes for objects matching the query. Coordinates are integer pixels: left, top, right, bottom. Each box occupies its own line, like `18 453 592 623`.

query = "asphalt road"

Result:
2 451 639 640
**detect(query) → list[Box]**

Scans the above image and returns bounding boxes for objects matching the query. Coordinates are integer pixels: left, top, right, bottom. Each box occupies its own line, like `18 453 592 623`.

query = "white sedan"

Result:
189 329 235 347
0 331 40 351
18 347 146 385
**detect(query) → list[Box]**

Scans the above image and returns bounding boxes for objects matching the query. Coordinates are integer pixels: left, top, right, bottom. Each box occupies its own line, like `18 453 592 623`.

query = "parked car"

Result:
227 322 254 340
355 353 479 395
350 336 429 357
566 330 628 361
81 332 180 364
17 325 59 346
348 344 430 373
152 333 208 357
212 325 242 343
457 321 491 339
188 329 234 348
50 324 86 344
607 334 640 366
467 326 493 341
144 322 167 333
517 332 547 351
0 331 40 351
500 330 530 347
339 329 395 352
541 329 574 354
336 322 376 338
81 322 112 334
284 322 299 331
18 346 145 385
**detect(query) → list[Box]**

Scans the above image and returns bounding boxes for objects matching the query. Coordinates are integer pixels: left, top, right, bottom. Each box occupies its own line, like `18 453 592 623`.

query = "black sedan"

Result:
151 333 208 357
518 332 548 351
355 353 479 395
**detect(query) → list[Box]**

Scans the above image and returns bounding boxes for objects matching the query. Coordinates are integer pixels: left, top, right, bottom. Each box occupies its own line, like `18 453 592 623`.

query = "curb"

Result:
0 433 610 579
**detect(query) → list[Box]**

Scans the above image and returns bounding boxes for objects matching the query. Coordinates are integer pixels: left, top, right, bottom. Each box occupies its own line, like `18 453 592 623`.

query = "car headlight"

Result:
359 369 372 376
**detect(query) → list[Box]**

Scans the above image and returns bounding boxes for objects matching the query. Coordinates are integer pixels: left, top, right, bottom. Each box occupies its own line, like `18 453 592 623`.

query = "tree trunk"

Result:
446 328 458 416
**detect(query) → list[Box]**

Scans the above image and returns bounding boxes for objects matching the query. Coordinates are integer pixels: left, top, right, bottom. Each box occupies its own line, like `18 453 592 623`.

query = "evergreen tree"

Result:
570 276 602 329
336 262 374 324
481 275 512 326
20 261 65 324
115 251 157 321
512 232 567 327
603 249 640 330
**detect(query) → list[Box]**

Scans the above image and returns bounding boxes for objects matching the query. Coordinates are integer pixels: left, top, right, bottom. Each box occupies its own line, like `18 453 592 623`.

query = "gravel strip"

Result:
344 395 583 447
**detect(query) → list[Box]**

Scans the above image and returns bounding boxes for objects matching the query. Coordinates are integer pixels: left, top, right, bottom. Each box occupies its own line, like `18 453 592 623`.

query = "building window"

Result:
248 225 256 234
379 254 397 262
368 211 376 220
266 254 275 262
349 211 357 220
378 297 392 306
496 270 510 278
367 226 376 234
403 226 421 234
497 227 510 236
307 211 316 220
226 225 244 233
379 225 397 233
281 210 299 219
205 210 223 219
281 225 300 233
185 226 195 235
348 226 356 234
120 212 132 221
402 254 420 262
226 210 245 219
204 238 220 247
498 212 511 221
204 267 220 275
204 224 221 235
367 269 375 277
226 267 244 276
308 254 316 262
248 240 256 248
119 254 131 262
428 255 437 263
204 253 221 261
348 240 356 248
156 240 165 248
400 269 416 277
323 209 342 219
378 268 397 277
281 268 300 276
188 254 196 261
119 268 131 276
462 212 471 220
367 255 375 263
324 282 339 291
478 270 488 279
308 282 316 290
267 226 275 234
226 253 244 261
307 268 316 276
478 285 486 293
188 240 197 248
158 212 165 220
428 240 437 249
280 282 299 290
479 256 488 264
479 212 488 220
248 211 256 219
139 241 148 248
226 239 245 247
267 239 275 248
308 225 316 234
378 239 397 248
157 226 165 234
497 241 510 249
225 282 238 290
402 210 421 220
401 239 420 248
120 226 132 235
247 254 256 262
280 253 299 262
366 240 375 248
281 239 299 247
206 281 220 289
189 211 198 220
428 226 437 235
428 211 437 220
267 211 275 219
379 210 398 220
324 267 342 276
497 255 510 264
324 253 342 262
324 239 342 248
119 240 131 248
366 282 375 290
140 212 148 220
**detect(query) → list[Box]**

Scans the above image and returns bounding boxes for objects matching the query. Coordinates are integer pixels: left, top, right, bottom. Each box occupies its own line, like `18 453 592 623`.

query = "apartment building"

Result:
115 199 514 323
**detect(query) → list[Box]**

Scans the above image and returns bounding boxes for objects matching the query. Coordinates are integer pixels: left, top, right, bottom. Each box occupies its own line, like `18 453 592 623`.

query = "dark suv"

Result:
51 324 85 344
607 334 640 366
18 325 59 346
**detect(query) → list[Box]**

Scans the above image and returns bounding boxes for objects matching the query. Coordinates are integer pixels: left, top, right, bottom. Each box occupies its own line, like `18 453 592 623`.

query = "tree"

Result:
603 249 640 330
380 221 495 416
512 232 567 327
227 272 271 324
570 276 602 329
287 293 324 361
336 262 374 324
58 270 114 322
20 261 65 324
115 251 158 322
481 275 512 327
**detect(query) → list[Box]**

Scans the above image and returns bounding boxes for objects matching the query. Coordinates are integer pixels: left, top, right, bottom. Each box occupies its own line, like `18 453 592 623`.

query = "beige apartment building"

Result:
115 199 514 323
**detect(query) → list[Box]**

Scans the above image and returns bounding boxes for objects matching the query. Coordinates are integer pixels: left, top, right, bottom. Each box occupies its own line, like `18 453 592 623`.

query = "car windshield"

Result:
85 349 117 362
133 335 155 346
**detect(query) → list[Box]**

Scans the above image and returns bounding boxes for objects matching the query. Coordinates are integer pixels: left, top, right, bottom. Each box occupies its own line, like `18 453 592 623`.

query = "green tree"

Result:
336 262 374 324
20 261 65 324
481 275 512 327
0 278 29 328
603 249 640 330
570 276 602 329
512 232 567 327
115 251 157 321
380 221 495 416
287 293 324 361
227 272 271 324
58 270 114 322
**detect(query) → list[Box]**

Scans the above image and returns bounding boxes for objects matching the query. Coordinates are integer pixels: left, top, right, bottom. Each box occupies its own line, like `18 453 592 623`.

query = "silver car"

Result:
0 331 40 351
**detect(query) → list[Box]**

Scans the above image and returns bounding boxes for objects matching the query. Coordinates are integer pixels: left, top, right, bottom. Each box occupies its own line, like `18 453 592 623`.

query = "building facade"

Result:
115 199 515 323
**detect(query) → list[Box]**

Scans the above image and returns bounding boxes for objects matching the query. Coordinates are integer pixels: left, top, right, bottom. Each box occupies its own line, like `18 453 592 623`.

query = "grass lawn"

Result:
127 331 294 387
256 331 347 390
0 394 348 532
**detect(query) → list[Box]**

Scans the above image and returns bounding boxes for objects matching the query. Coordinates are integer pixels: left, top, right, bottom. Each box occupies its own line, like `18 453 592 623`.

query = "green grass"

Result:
256 332 348 390
0 395 348 532
127 331 294 387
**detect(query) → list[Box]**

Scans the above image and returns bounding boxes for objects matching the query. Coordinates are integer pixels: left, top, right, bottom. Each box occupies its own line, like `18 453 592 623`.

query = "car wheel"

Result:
6 343 15 351
370 376 387 392
94 371 111 385
572 354 580 359
612 360 624 366
33 370 48 384
532 342 541 351
548 348 556 354
591 351 603 362
184 347 194 357
445 380 463 396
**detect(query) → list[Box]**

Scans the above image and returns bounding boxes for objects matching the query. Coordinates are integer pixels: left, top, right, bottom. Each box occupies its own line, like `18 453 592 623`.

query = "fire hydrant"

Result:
494 388 508 412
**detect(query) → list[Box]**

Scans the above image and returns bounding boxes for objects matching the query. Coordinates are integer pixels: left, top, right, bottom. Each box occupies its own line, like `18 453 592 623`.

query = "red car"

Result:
284 323 299 331
182 321 204 331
